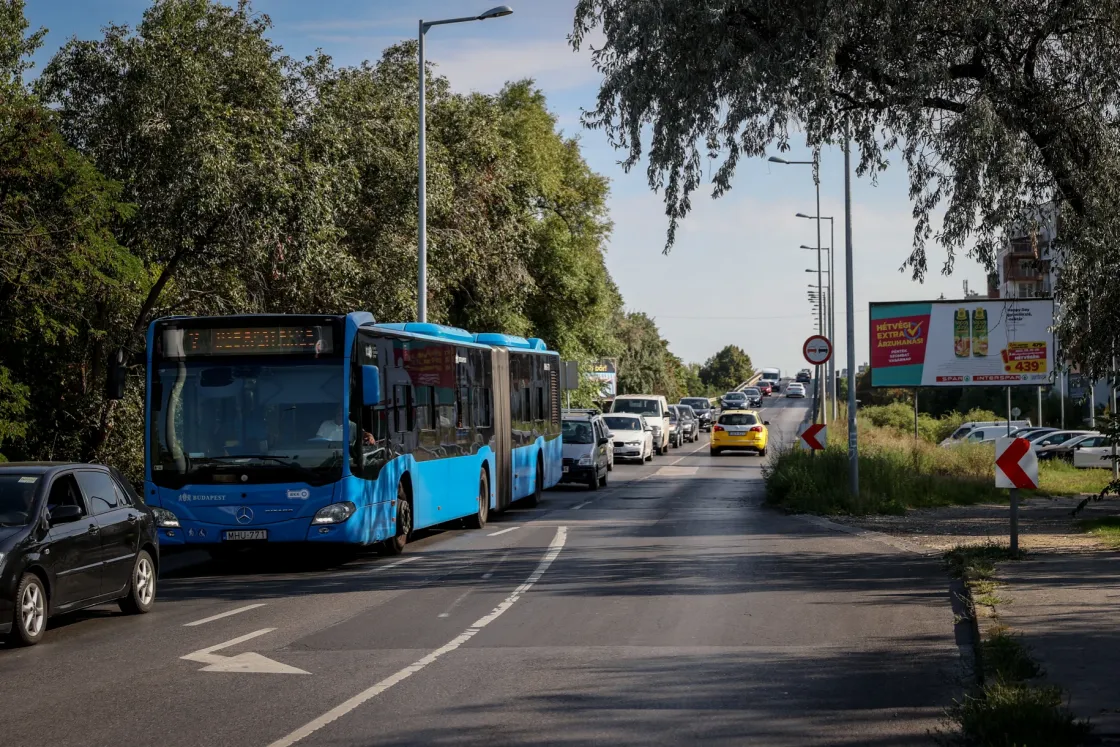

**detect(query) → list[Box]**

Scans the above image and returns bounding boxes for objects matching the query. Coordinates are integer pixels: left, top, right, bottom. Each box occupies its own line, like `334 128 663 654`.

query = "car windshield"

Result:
0 474 39 526
562 420 595 444
719 413 759 426
604 416 642 432
681 398 708 409
150 358 346 487
743 388 760 396
613 399 660 415
724 392 745 400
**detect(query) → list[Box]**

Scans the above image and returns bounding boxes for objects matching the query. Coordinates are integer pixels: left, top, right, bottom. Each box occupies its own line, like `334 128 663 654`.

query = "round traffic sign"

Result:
803 335 832 365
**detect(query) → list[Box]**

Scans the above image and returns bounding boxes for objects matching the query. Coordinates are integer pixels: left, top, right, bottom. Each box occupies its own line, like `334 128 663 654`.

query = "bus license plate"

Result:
223 530 267 541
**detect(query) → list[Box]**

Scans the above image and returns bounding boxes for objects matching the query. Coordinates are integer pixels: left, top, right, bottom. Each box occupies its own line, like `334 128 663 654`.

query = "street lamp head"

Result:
767 156 788 165
800 244 815 250
796 212 812 219
478 5 513 19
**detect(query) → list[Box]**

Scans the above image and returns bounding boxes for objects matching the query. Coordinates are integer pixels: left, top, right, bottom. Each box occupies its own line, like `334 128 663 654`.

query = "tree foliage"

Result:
1 0 704 473
572 0 1120 377
699 346 755 393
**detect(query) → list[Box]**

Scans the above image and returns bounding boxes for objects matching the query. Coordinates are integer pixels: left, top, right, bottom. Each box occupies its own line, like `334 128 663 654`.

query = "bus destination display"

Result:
178 326 335 356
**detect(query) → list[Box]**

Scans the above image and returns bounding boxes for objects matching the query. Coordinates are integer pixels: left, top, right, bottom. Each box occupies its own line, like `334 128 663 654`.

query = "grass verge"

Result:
1076 516 1120 548
941 544 1092 746
764 411 1111 516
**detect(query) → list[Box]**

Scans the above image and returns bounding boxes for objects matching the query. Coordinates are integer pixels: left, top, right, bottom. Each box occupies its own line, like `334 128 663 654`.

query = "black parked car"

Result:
0 463 159 646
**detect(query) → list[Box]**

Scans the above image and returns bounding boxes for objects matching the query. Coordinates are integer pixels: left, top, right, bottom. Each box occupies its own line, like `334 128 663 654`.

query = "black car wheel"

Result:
118 549 157 614
11 573 47 646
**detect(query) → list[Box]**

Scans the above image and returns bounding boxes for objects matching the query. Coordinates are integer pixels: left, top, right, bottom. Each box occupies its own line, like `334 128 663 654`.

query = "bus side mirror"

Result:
361 365 381 406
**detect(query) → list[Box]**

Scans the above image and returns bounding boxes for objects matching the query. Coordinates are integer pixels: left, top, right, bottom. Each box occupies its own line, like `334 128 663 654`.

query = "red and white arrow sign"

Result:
798 423 827 450
995 437 1039 489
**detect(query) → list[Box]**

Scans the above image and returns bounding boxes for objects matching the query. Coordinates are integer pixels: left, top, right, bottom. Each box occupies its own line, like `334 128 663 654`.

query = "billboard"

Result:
869 299 1054 387
587 359 617 398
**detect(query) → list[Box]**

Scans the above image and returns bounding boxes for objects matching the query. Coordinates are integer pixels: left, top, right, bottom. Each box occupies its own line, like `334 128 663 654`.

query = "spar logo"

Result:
903 321 924 341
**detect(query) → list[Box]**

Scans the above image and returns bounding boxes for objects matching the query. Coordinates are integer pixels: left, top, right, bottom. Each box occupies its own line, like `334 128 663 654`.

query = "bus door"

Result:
490 347 512 511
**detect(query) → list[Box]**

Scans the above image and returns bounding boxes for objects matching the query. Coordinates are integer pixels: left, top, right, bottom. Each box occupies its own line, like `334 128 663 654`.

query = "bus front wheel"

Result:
382 482 412 556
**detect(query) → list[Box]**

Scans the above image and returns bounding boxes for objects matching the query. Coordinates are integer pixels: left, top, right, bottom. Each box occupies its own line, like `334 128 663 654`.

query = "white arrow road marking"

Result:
181 628 310 674
267 526 569 747
486 526 519 537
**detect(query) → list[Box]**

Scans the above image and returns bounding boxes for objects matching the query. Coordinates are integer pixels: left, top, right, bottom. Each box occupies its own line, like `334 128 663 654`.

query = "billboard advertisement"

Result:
587 359 617 398
869 299 1054 387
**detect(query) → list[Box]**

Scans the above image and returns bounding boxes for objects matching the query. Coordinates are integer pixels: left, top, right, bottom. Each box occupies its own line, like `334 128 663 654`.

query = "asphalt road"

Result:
1 389 963 746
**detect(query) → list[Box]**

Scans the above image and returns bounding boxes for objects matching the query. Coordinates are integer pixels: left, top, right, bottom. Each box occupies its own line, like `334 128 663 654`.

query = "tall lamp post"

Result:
771 154 825 421
418 5 513 322
799 214 837 421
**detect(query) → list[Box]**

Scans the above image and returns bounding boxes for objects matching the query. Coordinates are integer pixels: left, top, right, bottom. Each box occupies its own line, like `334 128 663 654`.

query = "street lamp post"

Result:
418 6 513 322
799 215 837 421
771 154 825 422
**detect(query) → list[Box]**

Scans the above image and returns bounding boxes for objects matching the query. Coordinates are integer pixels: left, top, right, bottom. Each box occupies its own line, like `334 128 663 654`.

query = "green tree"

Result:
0 0 140 462
699 345 755 393
572 0 1120 376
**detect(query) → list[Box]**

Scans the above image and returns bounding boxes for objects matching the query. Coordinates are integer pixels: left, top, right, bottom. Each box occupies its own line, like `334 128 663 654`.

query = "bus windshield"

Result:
150 359 346 487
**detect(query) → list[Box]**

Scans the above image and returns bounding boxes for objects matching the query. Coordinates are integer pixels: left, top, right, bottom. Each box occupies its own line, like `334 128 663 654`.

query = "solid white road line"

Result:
486 526 519 537
267 526 569 747
183 628 275 659
570 500 593 511
345 556 419 575
183 603 267 627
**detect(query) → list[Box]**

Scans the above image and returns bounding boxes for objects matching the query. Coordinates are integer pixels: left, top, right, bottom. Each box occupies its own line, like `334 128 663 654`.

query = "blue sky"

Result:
25 0 988 374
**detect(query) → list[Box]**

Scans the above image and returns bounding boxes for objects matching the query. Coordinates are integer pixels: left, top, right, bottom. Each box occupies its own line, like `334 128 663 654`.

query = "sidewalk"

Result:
991 551 1120 738
828 497 1120 740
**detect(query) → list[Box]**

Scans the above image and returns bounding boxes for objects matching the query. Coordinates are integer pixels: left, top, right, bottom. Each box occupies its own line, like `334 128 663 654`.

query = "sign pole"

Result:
1060 368 1066 429
913 388 919 441
1010 487 1020 557
1007 386 1012 436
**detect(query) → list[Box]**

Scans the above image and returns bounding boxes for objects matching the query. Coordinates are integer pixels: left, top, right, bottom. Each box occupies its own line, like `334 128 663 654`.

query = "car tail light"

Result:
750 426 764 433
713 425 724 432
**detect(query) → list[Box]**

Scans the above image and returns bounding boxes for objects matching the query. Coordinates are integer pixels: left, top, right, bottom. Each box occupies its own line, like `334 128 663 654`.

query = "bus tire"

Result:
525 458 544 507
381 482 412 556
465 469 489 529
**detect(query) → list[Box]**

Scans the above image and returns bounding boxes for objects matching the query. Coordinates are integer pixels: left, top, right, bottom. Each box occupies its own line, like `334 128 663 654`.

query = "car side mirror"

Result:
598 436 609 445
361 365 381 406
764 421 770 426
49 505 83 525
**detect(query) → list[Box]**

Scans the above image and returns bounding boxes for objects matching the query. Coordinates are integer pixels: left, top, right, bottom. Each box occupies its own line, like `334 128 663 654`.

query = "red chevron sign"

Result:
995 437 1039 490
798 423 827 450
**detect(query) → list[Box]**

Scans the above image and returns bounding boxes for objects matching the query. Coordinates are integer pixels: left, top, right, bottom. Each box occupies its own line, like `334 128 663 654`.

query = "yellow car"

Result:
710 409 769 456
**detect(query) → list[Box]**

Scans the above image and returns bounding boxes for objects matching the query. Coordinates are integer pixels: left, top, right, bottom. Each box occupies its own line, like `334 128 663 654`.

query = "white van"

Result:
759 368 781 393
942 424 1028 447
939 420 1031 446
610 394 671 455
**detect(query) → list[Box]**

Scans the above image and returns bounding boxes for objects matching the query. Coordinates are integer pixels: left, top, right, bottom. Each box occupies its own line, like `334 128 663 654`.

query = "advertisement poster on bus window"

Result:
587 359 617 398
869 299 1054 387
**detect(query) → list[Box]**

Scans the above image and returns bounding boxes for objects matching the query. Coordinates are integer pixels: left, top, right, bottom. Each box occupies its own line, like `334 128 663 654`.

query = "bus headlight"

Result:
313 502 357 525
578 456 593 466
152 507 180 528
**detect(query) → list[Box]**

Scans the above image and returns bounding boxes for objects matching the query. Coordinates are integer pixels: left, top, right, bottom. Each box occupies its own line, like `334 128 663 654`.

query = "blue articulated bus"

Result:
143 313 562 554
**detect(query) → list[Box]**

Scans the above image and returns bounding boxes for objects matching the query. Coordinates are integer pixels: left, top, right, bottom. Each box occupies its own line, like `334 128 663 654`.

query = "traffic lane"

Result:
0 445 690 743
280 430 958 746
0 519 583 747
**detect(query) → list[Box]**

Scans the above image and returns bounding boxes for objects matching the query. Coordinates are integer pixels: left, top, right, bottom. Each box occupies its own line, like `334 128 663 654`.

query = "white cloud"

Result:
433 33 600 94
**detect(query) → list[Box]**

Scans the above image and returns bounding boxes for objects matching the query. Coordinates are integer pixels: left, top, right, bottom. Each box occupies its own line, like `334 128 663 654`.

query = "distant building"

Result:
995 202 1057 299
